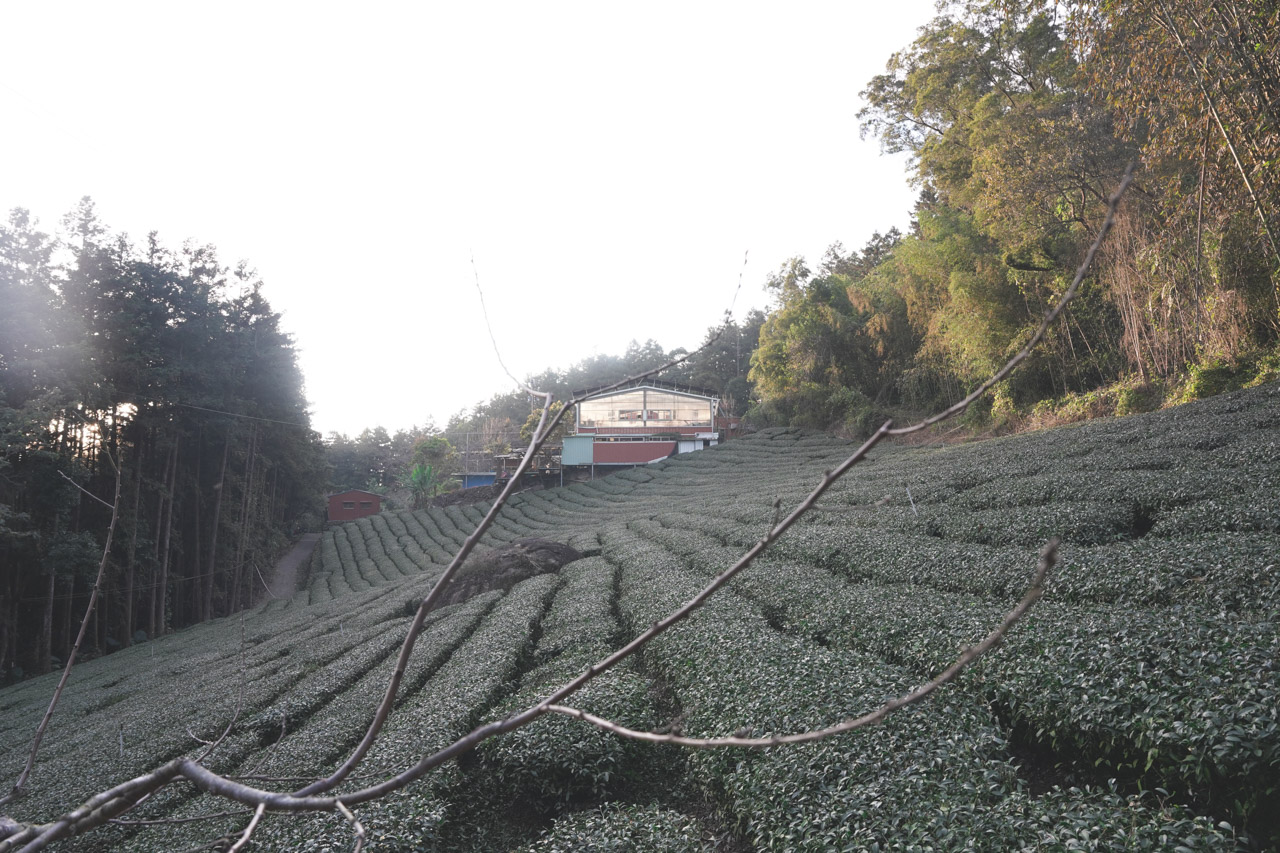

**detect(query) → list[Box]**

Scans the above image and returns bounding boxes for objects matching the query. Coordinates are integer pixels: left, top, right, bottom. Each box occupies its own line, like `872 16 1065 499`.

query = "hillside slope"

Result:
2 384 1278 851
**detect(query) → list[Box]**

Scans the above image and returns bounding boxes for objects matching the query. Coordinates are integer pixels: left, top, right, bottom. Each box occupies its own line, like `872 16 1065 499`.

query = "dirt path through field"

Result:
267 532 320 600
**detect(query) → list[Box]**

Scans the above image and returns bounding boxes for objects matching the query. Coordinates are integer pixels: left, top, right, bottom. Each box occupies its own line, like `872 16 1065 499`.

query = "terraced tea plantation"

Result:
2 384 1277 851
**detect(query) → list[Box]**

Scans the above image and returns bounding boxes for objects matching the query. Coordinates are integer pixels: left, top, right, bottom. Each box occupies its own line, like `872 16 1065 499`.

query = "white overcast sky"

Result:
1 2 937 437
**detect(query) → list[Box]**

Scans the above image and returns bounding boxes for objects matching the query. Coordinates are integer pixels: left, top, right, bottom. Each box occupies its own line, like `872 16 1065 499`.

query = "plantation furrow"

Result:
444 505 481 541
282 573 563 851
654 505 1280 613
224 594 503 783
416 508 466 555
604 525 1233 850
433 557 690 850
84 608 465 852
473 558 657 802
397 509 448 561
367 514 414 577
8 386 1280 850
498 503 549 535
484 512 529 543
127 583 555 852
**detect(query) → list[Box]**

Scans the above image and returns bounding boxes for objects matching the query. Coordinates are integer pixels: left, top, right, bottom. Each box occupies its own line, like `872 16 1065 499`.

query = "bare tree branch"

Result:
55 471 114 511
3 453 123 806
545 539 1058 748
288 267 742 800
335 801 365 853
227 804 265 853
0 166 1134 852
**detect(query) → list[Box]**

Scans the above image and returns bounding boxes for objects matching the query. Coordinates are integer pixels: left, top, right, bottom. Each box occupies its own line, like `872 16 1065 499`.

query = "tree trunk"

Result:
37 563 54 675
154 435 178 638
59 577 72 665
122 444 143 647
231 425 256 613
204 432 230 622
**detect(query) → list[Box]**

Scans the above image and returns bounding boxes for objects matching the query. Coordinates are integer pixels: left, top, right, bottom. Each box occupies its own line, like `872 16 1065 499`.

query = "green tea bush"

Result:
518 803 706 852
477 559 659 811
604 526 1233 850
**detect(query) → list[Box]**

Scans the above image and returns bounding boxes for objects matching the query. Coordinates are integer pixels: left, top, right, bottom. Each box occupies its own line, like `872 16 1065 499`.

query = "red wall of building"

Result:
593 441 677 465
327 490 382 522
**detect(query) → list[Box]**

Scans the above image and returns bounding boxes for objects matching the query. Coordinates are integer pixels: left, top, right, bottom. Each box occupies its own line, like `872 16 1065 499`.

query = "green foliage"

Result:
520 804 705 852
1 200 326 676
405 463 459 508
519 401 571 446
739 0 1272 431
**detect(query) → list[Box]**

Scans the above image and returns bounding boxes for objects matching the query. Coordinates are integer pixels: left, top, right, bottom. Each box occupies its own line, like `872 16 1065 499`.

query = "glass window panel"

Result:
578 389 712 428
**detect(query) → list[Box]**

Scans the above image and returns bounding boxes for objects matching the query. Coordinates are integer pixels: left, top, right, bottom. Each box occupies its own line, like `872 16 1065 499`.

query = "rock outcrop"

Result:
435 538 582 607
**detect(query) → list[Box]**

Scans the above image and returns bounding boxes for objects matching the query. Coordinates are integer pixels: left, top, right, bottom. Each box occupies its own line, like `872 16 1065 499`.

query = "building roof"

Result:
571 380 719 402
326 489 386 499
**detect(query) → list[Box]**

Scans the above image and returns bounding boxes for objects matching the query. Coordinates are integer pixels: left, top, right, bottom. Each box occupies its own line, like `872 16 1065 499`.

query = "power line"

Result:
172 402 310 429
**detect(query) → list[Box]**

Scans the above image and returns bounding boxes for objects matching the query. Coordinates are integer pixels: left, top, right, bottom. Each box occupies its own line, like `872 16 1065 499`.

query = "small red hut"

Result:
326 489 384 523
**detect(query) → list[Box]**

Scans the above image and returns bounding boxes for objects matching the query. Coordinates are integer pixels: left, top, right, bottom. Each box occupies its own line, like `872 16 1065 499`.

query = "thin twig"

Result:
227 803 265 853
4 458 123 805
288 280 736 799
55 471 114 510
335 801 365 853
191 619 247 765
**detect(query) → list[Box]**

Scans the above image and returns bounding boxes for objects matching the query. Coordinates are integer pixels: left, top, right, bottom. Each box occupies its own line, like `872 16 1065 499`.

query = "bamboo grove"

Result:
0 199 328 681
747 0 1280 431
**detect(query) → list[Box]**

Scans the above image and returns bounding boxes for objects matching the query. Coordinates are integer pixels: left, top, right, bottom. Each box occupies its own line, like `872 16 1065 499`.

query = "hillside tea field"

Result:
2 385 1278 851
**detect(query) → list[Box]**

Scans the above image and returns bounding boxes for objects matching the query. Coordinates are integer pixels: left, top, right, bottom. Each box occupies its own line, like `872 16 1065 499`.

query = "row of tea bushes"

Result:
623 506 1277 833
705 552 1277 838
602 526 1234 850
243 575 561 852
2 581 415 830
518 803 706 852
476 557 659 810
107 595 500 852
6 385 1276 850
652 502 1278 615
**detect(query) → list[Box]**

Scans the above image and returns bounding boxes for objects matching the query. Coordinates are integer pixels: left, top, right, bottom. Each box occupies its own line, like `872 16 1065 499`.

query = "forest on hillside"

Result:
0 200 328 681
751 0 1279 430
430 0 1280 459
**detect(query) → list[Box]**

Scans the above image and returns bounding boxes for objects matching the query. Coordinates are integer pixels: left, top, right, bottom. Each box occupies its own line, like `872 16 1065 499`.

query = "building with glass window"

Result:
563 384 722 472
